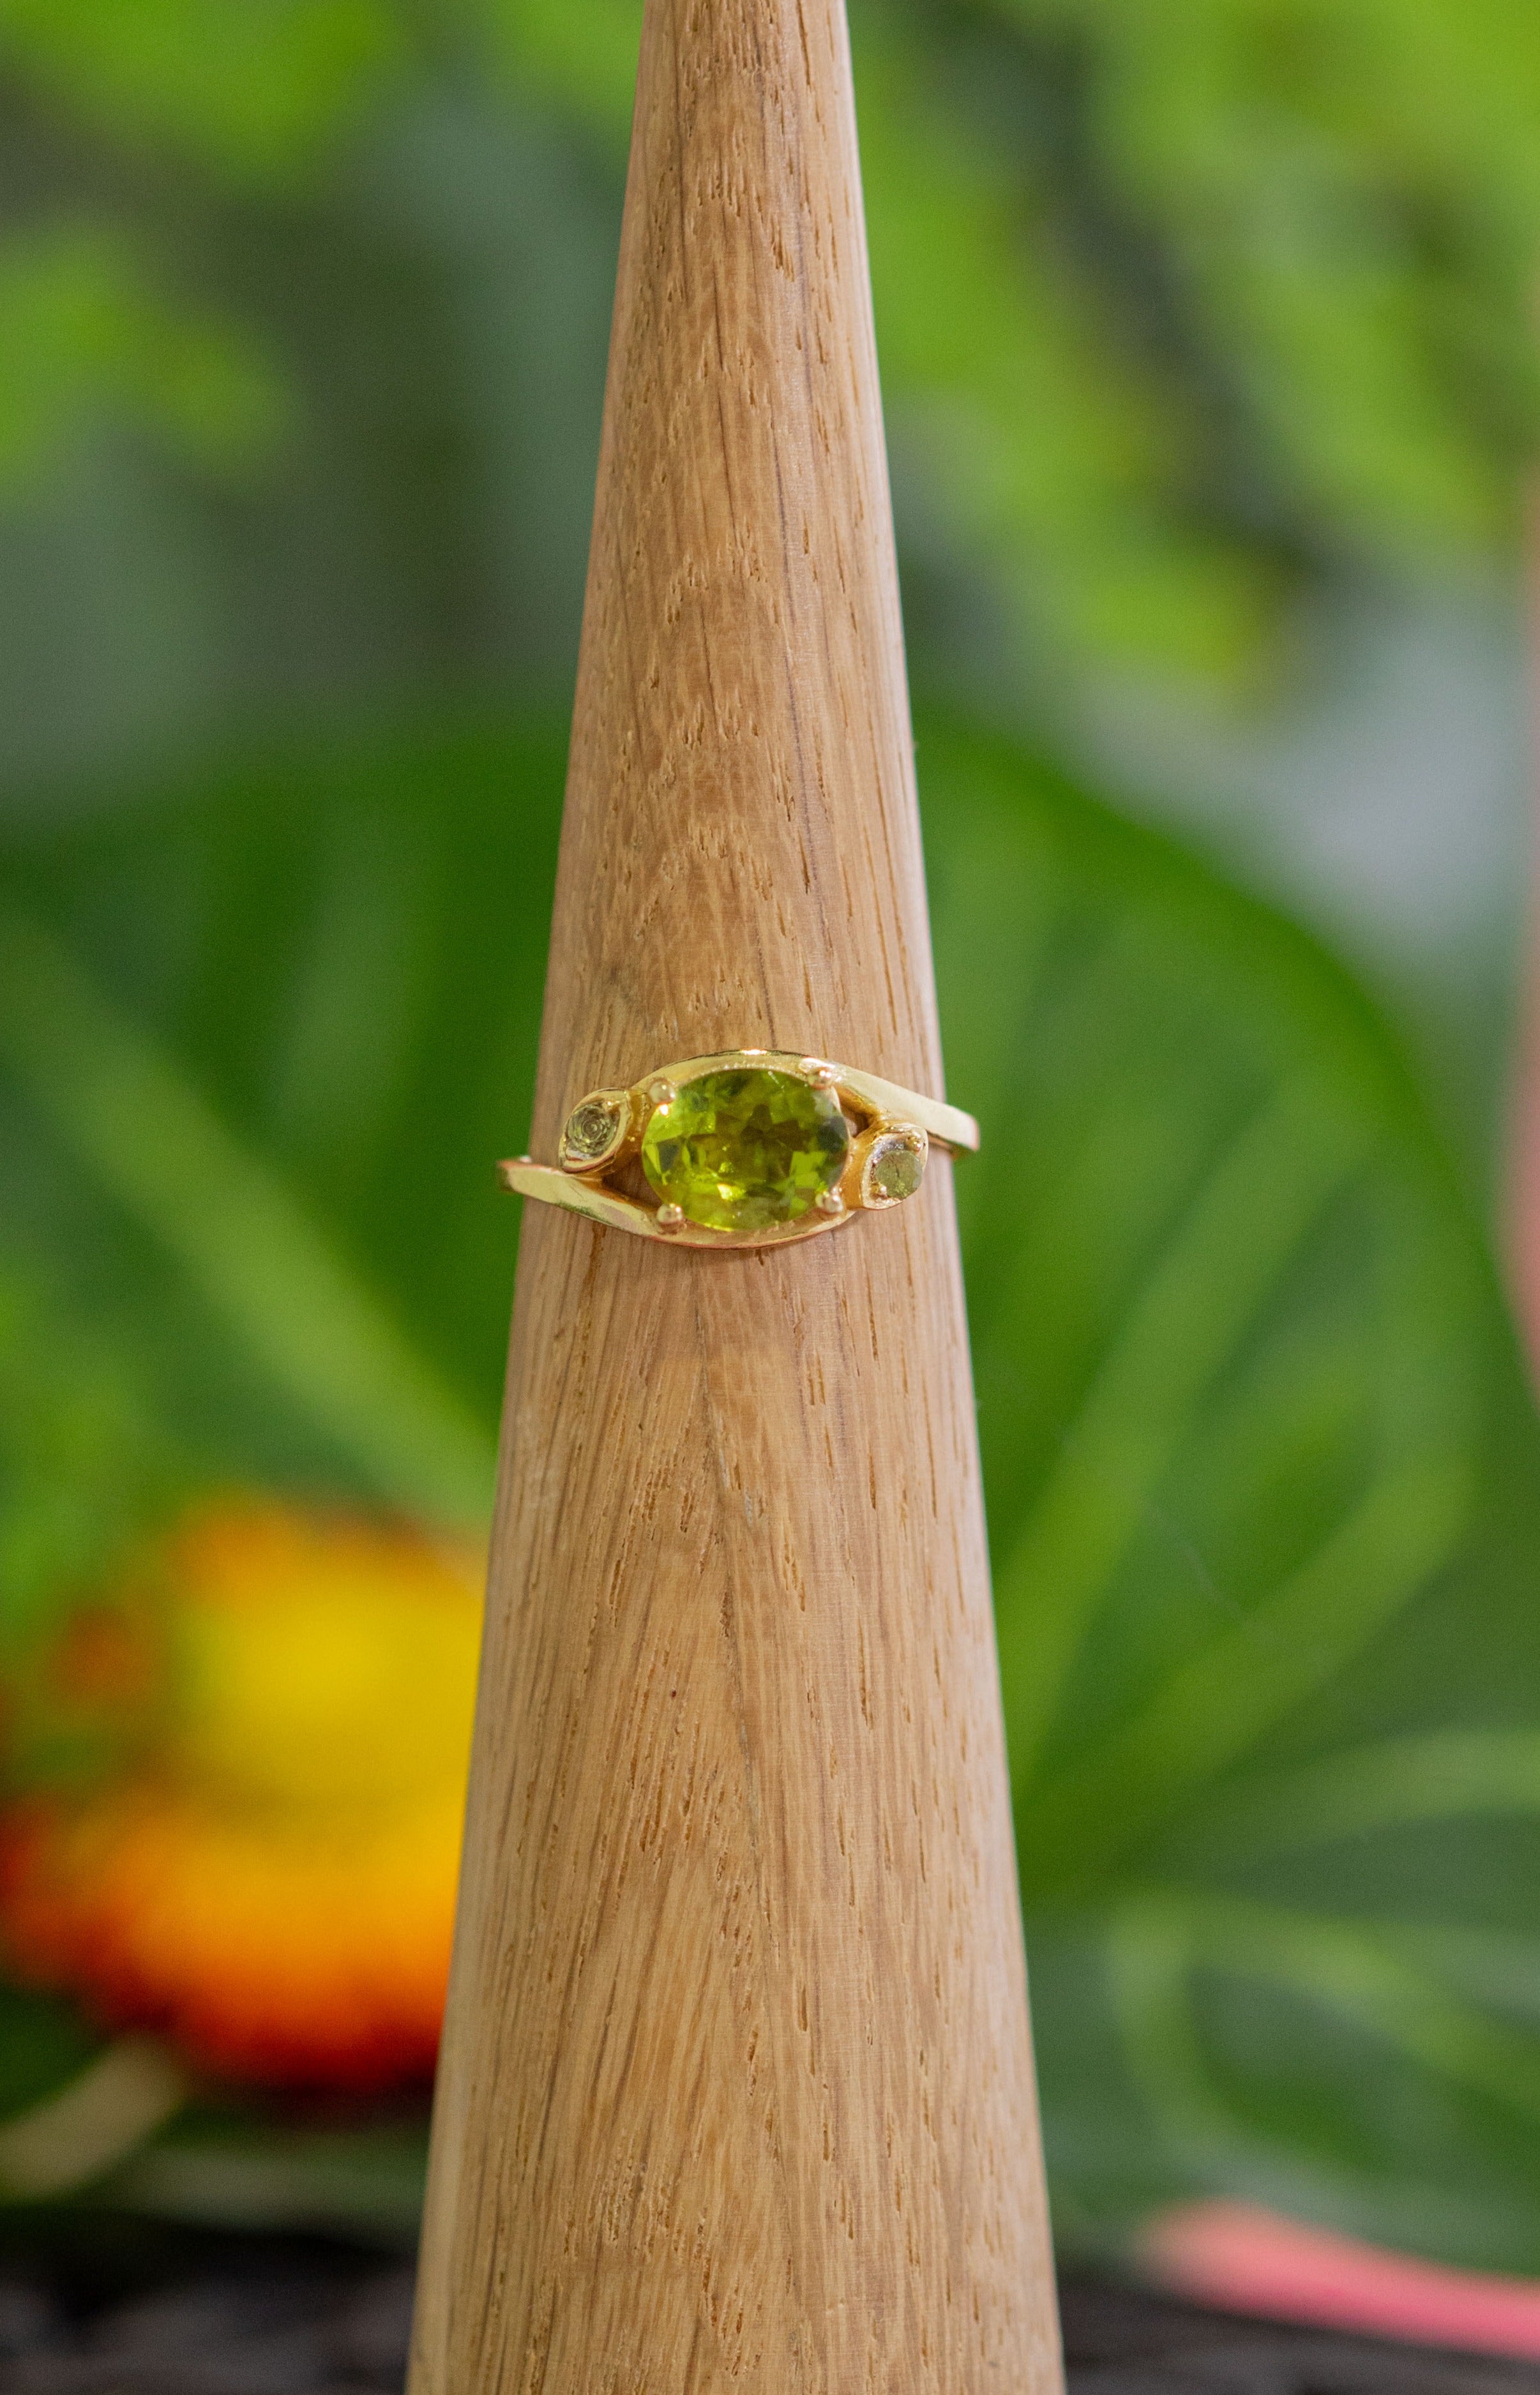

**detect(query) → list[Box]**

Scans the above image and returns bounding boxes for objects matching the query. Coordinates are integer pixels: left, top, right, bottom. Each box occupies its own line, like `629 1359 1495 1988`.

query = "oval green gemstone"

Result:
641 1068 849 1231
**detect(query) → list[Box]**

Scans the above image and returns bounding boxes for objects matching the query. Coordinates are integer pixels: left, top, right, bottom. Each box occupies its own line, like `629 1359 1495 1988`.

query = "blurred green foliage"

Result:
0 0 399 488
4 720 1540 2270
0 228 286 492
1 0 1538 677
928 724 1540 2265
0 0 404 174
3 0 1540 2286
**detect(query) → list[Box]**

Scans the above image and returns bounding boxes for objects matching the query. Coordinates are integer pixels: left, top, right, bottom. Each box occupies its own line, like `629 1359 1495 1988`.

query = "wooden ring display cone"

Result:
407 1 1064 2387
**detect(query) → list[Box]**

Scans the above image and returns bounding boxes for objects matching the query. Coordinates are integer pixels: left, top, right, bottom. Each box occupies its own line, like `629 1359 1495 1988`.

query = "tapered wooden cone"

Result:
407 1 1063 2387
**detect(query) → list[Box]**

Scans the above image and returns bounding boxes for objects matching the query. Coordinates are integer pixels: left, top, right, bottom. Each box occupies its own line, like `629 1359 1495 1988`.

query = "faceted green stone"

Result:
870 1137 925 1204
641 1068 849 1230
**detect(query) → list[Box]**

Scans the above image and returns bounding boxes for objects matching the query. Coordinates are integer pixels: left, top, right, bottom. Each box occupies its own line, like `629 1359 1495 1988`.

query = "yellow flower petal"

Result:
0 1499 482 2089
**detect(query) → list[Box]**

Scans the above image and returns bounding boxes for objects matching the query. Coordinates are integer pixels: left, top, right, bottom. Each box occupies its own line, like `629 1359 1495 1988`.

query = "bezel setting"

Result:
558 1089 634 1174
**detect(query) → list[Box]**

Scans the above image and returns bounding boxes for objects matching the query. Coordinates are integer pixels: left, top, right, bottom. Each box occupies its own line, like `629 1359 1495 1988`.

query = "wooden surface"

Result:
407 0 1062 2388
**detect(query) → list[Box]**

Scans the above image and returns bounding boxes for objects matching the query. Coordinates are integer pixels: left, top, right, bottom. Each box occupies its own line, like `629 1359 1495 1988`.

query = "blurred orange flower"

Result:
0 1501 483 2092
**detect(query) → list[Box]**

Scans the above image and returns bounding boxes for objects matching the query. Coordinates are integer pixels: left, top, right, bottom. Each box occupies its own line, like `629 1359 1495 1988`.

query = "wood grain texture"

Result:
406 1 1063 2387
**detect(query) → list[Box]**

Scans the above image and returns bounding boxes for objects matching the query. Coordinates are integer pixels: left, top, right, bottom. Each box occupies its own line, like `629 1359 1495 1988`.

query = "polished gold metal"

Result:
499 1048 978 1250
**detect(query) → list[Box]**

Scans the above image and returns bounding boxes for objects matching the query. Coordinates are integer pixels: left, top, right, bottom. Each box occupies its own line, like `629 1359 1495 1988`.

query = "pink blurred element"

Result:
1140 2200 1540 2361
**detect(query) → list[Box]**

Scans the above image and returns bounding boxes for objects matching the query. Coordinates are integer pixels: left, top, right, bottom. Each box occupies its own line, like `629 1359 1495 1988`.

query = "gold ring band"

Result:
499 1048 978 1250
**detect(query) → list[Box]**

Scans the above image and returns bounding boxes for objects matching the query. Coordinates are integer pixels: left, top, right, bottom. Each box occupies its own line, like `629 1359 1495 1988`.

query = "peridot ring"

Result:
498 1049 979 1250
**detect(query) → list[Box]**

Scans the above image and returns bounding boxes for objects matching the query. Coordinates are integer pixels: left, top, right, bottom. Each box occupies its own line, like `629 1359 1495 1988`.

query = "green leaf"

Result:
0 2037 186 2202
0 722 565 1550
0 905 495 1530
0 1987 102 2124
924 721 1540 2269
108 2112 428 2241
0 1262 179 1636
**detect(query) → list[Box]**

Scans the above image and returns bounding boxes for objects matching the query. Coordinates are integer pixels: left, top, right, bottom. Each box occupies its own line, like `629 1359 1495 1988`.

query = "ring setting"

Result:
499 1049 978 1250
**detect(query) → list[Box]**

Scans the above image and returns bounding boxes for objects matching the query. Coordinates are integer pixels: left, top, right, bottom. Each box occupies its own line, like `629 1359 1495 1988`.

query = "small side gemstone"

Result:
865 1132 926 1207
561 1095 624 1168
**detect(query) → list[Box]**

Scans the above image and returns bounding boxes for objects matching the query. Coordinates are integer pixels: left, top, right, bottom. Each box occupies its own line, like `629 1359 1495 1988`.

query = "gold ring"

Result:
498 1048 979 1249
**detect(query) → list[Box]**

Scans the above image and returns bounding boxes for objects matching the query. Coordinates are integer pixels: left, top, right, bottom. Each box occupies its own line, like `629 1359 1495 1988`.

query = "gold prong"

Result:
649 1078 676 1106
816 1189 845 1216
656 1203 685 1231
801 1056 838 1087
